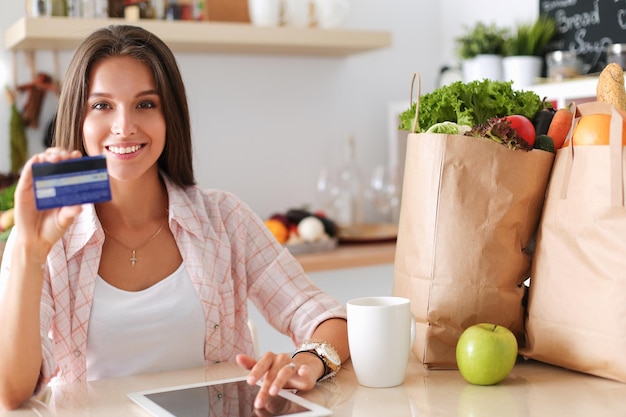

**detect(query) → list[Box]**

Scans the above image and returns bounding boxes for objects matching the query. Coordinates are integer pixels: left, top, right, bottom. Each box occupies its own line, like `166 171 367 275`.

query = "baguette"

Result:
596 62 626 111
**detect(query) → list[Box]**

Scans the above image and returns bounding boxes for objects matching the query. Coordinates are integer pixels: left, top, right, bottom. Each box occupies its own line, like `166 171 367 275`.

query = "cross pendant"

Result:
130 250 138 267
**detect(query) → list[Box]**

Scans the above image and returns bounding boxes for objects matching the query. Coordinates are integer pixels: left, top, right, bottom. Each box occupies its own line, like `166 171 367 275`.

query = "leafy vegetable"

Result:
398 79 543 134
0 182 16 212
464 116 533 151
426 121 471 134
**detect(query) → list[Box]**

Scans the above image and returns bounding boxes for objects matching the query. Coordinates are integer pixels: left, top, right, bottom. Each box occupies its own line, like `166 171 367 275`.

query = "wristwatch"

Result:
292 341 341 381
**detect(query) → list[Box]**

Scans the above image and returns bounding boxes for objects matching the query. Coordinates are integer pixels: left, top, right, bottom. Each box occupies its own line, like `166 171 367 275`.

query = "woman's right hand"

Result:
13 148 84 262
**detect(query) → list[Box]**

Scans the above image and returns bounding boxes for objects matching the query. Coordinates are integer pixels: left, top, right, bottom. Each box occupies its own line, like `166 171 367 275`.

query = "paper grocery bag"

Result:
392 130 555 368
523 101 626 382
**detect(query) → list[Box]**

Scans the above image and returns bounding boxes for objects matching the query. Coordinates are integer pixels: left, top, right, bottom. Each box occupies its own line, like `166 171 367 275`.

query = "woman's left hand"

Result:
236 352 323 409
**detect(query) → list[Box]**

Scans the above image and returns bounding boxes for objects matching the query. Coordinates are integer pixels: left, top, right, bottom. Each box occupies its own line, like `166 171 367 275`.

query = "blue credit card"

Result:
32 155 112 210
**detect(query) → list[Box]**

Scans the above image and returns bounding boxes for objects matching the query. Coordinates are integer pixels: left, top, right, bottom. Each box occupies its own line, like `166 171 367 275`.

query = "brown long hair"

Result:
54 25 195 187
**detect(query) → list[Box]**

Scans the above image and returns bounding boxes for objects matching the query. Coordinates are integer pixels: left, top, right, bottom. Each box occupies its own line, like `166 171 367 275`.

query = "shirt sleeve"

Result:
230 199 347 347
0 229 57 394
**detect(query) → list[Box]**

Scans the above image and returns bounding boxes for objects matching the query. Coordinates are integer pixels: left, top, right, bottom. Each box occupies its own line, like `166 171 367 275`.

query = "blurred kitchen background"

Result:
0 1 536 221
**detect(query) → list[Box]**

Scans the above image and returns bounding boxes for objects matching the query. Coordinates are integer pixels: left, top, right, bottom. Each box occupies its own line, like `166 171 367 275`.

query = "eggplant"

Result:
532 99 556 136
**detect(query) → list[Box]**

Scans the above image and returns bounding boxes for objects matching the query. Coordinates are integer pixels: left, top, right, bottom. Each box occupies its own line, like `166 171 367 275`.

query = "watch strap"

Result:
292 341 341 382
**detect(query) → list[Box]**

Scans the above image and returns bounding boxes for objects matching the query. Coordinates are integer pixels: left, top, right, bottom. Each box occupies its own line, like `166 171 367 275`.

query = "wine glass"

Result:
366 165 401 224
316 166 339 217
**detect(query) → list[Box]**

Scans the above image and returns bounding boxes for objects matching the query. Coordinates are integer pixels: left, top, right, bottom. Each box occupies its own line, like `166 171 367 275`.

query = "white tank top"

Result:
86 263 206 381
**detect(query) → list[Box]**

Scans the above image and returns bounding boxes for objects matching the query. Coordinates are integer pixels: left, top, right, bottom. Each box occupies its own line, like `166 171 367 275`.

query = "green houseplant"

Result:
502 15 557 88
503 15 557 57
456 22 509 82
456 22 509 60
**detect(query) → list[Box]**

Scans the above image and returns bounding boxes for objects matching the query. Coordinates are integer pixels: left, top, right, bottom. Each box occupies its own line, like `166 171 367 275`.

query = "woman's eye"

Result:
91 102 111 110
137 100 157 109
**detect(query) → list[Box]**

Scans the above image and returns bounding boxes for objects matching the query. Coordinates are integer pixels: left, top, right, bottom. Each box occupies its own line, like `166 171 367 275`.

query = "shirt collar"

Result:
161 174 204 241
63 173 204 259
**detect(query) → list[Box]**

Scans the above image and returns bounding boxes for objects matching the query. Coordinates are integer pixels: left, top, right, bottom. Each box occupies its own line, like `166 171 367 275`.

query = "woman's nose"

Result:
111 110 137 136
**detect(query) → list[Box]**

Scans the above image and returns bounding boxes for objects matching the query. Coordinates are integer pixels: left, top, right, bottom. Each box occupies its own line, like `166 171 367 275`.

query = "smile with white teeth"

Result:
107 144 142 155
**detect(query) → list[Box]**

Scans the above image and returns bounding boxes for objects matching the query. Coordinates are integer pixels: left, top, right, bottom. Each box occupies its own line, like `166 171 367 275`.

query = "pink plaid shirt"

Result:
0 174 346 387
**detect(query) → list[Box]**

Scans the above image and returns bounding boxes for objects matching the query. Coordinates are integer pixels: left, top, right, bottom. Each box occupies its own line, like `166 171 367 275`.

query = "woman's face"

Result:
83 55 166 183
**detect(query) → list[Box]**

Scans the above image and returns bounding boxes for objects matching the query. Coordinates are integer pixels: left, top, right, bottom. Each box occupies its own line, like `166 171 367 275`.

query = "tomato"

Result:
503 115 536 147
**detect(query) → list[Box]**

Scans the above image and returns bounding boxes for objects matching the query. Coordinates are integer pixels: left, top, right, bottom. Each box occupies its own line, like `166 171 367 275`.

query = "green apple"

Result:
455 323 518 385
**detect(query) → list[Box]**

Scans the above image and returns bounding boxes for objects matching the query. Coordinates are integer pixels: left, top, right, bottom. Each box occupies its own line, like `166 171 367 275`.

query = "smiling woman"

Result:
0 24 349 411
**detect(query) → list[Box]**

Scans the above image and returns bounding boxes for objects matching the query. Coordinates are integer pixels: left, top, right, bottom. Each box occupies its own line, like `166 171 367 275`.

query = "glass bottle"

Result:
165 0 181 20
333 135 365 227
27 0 52 16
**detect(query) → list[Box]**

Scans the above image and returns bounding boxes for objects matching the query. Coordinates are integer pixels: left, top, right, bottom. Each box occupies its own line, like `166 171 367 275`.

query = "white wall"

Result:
0 1 537 219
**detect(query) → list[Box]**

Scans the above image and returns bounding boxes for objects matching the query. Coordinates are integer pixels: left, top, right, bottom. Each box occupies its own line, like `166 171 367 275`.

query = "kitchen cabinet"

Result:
3 16 392 56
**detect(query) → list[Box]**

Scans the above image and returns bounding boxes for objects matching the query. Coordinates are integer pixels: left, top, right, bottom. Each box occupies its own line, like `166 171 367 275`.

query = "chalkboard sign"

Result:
540 0 626 73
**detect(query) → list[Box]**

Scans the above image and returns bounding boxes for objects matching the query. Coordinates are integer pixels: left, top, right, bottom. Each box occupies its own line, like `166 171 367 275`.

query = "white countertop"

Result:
3 354 626 416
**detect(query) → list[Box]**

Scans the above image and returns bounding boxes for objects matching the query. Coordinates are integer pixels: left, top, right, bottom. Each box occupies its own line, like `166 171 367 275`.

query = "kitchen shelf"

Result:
3 16 392 56
293 241 396 272
528 73 626 108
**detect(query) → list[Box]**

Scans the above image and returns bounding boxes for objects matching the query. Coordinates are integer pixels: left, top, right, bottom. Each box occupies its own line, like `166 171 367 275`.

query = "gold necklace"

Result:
102 215 168 267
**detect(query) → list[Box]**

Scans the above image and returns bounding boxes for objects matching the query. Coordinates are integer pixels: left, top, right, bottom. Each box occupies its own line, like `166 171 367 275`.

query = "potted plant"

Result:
456 22 509 82
502 15 557 87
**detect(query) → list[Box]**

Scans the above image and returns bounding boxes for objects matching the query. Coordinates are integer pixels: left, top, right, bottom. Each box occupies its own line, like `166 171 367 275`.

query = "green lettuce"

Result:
399 79 542 133
426 121 471 134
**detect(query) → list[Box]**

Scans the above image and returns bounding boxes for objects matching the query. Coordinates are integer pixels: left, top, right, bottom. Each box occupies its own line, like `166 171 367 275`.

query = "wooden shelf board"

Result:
293 242 396 273
4 17 392 56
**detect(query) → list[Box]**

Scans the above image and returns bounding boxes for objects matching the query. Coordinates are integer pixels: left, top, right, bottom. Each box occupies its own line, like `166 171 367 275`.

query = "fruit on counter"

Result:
297 216 325 243
264 218 289 244
285 208 337 238
285 209 311 226
456 323 518 386
546 106 574 149
572 113 626 146
265 208 338 245
0 208 15 232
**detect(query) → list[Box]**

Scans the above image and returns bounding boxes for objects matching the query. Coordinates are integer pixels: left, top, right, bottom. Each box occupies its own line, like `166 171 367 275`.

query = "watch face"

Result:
321 344 341 366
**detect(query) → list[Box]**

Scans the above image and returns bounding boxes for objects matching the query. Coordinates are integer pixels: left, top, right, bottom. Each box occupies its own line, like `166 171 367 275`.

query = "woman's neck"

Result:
96 173 168 230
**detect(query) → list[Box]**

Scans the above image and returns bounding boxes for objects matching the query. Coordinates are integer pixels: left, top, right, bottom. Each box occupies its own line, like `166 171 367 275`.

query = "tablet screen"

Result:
128 376 331 417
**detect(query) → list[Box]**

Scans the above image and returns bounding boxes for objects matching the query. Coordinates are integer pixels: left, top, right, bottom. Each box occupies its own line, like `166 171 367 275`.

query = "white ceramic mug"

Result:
248 0 282 26
313 0 349 28
347 296 416 388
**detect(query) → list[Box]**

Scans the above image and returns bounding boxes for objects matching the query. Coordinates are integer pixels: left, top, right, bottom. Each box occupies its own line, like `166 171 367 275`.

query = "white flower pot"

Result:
462 54 504 83
502 56 543 89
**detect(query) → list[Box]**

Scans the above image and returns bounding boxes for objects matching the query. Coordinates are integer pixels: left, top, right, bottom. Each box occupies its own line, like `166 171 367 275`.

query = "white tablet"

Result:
128 375 332 417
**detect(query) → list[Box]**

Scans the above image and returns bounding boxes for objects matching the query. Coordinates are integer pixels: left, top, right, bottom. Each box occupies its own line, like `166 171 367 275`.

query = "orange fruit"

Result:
572 114 626 145
264 219 289 243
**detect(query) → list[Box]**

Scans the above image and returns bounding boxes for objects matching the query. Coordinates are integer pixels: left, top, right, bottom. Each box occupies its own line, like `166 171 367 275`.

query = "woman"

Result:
0 25 348 410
